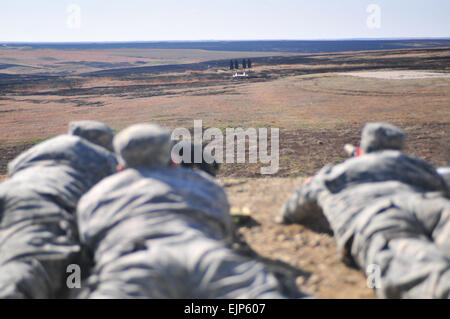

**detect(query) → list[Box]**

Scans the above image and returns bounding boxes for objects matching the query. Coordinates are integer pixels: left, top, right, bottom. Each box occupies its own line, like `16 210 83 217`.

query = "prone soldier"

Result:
278 122 450 298
75 123 309 299
0 121 117 298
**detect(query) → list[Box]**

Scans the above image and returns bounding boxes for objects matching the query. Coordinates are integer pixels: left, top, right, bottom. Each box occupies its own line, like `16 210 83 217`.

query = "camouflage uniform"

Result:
68 120 115 152
280 122 450 298
77 123 306 299
0 135 117 298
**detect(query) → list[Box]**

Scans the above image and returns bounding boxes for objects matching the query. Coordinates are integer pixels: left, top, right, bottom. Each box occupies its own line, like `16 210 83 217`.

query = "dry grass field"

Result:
0 47 292 75
0 45 449 298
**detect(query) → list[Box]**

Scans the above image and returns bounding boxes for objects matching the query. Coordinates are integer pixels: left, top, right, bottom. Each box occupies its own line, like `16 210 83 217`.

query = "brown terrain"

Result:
0 45 449 298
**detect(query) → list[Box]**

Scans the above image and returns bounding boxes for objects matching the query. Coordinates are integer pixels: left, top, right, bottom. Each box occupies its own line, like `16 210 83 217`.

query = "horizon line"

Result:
1 37 450 44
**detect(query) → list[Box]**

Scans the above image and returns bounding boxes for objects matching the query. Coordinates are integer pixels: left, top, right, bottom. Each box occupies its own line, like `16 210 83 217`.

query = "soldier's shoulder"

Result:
334 150 416 170
330 150 438 176
140 166 221 185
137 167 228 202
78 170 129 209
8 135 78 175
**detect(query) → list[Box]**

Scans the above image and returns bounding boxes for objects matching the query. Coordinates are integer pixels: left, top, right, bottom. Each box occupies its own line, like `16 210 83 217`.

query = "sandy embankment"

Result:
342 70 450 79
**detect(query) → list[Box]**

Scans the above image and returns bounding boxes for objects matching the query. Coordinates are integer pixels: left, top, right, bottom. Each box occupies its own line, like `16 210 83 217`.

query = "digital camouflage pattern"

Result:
0 135 117 298
68 120 115 152
280 149 449 298
76 166 303 298
360 122 406 153
76 123 307 299
113 123 173 168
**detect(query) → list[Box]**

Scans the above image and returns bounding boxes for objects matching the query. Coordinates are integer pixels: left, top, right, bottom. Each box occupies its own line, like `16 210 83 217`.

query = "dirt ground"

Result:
342 70 450 80
221 176 374 298
0 47 449 298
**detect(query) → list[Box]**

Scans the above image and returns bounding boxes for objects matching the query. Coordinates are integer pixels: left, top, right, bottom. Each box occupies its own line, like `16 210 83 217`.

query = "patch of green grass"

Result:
0 136 52 149
19 136 50 145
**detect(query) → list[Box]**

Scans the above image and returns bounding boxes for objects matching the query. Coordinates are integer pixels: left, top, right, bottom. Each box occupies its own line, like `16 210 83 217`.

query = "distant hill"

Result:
2 39 450 53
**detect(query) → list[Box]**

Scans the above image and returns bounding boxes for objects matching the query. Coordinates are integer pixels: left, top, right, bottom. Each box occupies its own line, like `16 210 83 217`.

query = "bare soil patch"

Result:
221 176 374 298
342 70 450 79
0 142 37 176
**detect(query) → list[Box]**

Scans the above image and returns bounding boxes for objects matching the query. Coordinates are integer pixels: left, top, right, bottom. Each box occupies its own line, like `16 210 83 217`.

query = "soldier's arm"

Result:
277 166 330 224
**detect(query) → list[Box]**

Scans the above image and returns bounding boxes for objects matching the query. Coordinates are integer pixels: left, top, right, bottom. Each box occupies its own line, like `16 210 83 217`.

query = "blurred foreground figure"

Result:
76 123 308 299
68 120 115 152
279 122 450 298
0 134 117 298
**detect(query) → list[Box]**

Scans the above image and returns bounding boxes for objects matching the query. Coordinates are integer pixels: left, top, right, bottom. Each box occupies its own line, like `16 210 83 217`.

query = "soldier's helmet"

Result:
113 123 172 168
68 120 115 152
360 122 406 153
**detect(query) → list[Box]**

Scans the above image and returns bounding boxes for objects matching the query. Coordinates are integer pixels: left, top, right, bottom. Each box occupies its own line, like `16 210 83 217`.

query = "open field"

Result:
0 44 449 298
0 47 292 75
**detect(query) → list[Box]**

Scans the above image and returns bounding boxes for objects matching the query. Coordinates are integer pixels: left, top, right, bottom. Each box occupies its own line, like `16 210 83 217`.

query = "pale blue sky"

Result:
0 0 449 42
